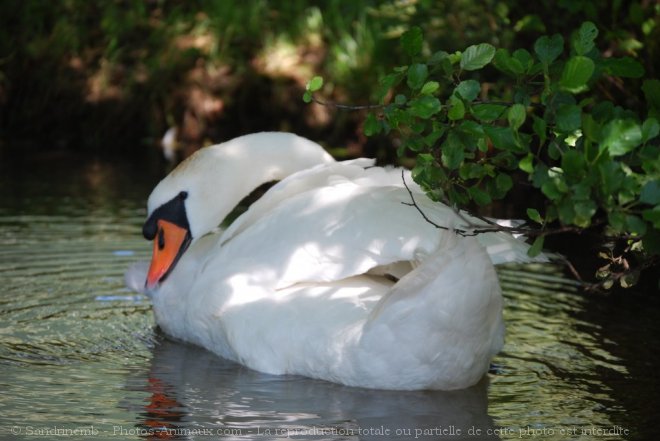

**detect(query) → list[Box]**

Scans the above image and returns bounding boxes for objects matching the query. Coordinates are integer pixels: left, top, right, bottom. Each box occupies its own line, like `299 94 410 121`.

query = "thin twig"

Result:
310 95 386 111
400 171 454 233
400 171 507 236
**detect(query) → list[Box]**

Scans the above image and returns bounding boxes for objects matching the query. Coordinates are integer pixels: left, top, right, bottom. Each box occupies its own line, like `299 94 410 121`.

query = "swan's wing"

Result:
221 162 549 265
197 189 505 389
357 233 505 389
208 181 460 290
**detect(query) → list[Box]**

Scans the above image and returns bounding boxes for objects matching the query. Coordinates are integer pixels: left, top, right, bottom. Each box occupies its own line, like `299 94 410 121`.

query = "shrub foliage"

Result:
309 22 659 288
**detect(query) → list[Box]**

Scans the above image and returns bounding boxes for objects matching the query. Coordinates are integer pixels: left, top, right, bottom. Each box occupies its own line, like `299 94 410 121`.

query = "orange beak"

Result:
146 220 191 289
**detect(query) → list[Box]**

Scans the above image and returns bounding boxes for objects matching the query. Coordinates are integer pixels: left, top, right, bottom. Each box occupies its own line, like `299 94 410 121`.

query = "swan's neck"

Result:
147 133 335 240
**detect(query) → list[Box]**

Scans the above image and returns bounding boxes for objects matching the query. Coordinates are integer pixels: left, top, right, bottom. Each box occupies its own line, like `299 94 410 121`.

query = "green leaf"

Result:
591 101 614 122
626 215 647 235
507 104 526 131
394 94 407 105
574 199 597 227
401 26 423 57
573 21 598 55
495 173 513 193
512 49 534 72
601 57 645 78
527 208 543 224
534 34 564 64
441 133 465 170
582 113 601 142
423 124 445 146
643 79 660 110
532 116 547 145
408 96 441 119
642 118 660 143
458 120 485 137
598 161 624 194
364 113 381 136
429 51 453 75
420 81 439 95
640 180 660 205
572 181 591 199
519 153 534 173
307 76 324 92
460 43 496 71
532 163 549 187
548 141 561 160
302 91 312 103
493 49 525 75
455 80 480 101
562 150 586 177
407 63 428 90
377 72 404 103
429 50 450 65
472 104 506 122
384 107 407 130
609 211 626 232
483 126 518 151
405 136 425 151
447 95 465 121
601 119 643 156
558 199 576 224
528 235 545 258
541 171 567 200
643 207 660 229
468 186 492 206
492 151 518 169
560 56 595 93
410 121 426 134
555 104 582 132
460 163 487 179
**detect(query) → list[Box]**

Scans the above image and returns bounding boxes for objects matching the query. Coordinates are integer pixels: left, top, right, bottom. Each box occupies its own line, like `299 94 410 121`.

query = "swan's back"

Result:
144 154 525 390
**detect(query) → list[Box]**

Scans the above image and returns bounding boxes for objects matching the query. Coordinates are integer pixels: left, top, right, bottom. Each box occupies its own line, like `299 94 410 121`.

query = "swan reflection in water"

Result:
126 335 500 440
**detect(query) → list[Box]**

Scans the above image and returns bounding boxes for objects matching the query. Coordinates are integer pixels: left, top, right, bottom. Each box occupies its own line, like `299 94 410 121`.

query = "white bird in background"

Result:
160 126 179 163
127 132 546 390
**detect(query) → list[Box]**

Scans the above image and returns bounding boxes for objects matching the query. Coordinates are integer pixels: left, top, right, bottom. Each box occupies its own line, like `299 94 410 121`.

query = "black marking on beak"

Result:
143 191 189 240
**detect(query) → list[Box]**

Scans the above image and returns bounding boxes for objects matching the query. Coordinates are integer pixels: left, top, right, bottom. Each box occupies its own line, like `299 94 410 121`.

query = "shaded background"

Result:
1 0 657 160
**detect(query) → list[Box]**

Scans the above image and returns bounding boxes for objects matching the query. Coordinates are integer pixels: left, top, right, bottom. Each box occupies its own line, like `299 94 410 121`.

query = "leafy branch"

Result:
400 169 586 245
305 22 660 289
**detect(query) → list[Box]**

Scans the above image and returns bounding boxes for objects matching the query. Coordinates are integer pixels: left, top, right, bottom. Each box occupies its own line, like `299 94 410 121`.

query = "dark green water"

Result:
0 154 658 440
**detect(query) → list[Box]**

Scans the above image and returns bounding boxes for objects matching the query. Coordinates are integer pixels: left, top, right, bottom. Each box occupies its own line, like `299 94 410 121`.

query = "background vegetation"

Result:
1 0 658 289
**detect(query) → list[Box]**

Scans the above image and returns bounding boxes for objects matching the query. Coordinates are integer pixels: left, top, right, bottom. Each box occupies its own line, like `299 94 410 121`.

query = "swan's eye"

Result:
142 218 157 240
158 227 165 250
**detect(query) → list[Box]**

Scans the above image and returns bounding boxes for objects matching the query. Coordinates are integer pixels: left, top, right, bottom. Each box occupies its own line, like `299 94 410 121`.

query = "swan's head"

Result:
142 190 192 289
141 132 335 289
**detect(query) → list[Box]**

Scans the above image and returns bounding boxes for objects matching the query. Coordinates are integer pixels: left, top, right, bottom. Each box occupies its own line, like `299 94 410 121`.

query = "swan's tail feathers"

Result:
359 235 504 390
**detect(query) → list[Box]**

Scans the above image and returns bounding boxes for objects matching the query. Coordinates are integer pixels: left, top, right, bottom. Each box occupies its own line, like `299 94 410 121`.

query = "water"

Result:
1 154 658 440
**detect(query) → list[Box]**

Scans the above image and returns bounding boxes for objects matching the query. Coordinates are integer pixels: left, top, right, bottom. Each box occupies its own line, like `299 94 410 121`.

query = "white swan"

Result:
134 132 541 390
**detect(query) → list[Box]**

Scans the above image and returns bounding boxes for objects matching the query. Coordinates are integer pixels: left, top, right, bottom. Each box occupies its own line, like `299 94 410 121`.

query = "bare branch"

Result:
400 170 455 232
310 95 386 111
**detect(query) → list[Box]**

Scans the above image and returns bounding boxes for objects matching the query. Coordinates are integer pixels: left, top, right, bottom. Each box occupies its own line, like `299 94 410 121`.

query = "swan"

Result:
133 132 541 390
